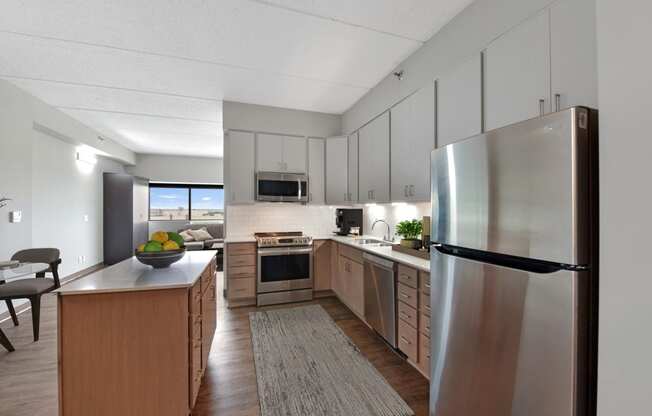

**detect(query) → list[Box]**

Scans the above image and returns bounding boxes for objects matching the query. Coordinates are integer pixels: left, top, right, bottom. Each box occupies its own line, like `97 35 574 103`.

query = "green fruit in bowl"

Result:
144 241 163 252
166 232 184 247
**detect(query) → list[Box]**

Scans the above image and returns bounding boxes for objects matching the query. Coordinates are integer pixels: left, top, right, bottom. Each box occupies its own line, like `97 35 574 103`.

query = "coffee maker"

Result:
334 208 363 236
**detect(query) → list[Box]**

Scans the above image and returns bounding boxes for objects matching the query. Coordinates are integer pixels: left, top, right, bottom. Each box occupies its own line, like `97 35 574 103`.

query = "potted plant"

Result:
395 219 423 249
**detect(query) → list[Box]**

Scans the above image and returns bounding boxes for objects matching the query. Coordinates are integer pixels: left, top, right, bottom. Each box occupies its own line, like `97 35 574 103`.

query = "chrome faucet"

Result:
372 220 393 242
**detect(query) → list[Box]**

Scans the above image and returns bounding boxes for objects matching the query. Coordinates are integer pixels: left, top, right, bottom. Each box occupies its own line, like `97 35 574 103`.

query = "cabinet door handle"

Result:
555 93 561 112
539 99 545 116
404 185 408 197
409 185 414 197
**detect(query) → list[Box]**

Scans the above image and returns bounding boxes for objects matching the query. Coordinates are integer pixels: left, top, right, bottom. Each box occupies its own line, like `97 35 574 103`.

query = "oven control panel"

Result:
256 236 312 247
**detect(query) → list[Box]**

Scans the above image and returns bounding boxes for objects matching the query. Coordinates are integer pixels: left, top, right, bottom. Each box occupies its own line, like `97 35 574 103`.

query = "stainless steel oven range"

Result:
255 232 313 306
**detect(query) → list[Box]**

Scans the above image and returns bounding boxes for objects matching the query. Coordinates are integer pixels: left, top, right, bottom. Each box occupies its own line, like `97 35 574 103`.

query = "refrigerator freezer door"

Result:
431 107 594 266
429 249 589 416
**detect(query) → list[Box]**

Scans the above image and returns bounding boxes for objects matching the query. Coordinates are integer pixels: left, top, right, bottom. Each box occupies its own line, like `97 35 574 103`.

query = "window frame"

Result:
148 183 224 222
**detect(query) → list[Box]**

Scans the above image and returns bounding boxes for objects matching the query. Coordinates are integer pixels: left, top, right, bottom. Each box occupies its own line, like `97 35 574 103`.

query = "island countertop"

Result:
55 250 216 296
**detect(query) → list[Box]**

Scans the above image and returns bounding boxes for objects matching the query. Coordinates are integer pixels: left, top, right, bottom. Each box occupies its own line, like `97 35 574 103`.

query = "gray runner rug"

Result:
249 304 414 416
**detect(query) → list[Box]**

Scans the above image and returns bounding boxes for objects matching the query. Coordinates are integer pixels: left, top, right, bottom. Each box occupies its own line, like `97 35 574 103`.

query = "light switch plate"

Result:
10 210 22 223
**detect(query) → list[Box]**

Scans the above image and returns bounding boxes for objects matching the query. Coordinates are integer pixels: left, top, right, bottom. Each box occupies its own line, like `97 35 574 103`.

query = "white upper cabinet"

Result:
438 54 483 147
358 112 390 204
391 82 435 202
326 136 348 205
256 134 307 173
283 136 307 173
307 138 325 205
347 132 359 203
225 130 255 204
485 10 550 131
256 133 284 172
550 0 598 110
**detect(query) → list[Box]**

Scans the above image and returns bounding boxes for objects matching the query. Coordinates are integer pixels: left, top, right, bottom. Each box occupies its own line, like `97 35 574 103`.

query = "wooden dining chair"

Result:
0 248 61 342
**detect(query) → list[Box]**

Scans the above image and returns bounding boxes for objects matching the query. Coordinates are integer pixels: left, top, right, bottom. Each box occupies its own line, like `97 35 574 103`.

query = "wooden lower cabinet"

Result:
335 246 364 318
313 240 332 291
58 257 218 416
397 265 431 380
225 242 257 307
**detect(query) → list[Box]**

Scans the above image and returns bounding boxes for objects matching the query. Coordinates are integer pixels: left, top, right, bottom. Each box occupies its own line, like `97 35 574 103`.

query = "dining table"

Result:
0 262 49 352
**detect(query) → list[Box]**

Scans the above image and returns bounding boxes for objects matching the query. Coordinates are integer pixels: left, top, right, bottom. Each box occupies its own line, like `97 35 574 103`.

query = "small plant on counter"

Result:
395 219 423 249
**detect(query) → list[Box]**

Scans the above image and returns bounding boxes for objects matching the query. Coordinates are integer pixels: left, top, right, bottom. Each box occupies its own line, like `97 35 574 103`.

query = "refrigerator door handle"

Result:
431 243 589 275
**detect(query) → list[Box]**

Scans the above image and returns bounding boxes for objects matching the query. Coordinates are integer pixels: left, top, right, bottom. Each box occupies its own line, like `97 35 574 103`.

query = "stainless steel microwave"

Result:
255 172 308 203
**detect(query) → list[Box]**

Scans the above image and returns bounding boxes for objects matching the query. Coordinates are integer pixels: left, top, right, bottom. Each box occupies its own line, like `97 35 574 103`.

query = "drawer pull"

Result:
400 293 410 299
425 283 431 289
425 305 431 311
400 336 412 345
399 312 411 319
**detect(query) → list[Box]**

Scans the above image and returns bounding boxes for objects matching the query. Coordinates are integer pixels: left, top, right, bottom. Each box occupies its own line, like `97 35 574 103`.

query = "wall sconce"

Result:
76 151 97 165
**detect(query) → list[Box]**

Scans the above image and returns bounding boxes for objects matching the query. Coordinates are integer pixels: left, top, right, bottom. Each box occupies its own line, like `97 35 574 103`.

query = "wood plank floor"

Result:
0 273 429 415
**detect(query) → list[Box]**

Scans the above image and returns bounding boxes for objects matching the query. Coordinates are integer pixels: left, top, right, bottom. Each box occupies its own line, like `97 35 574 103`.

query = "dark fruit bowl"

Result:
135 248 186 268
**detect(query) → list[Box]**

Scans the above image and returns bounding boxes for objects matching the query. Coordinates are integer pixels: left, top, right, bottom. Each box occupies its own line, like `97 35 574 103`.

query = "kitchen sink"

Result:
351 239 393 247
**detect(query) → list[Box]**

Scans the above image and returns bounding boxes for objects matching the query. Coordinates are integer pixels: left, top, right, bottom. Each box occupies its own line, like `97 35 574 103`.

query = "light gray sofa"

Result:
178 222 224 251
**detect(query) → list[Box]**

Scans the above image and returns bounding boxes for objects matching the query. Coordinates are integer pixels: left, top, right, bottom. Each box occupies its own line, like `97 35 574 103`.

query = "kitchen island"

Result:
55 251 217 416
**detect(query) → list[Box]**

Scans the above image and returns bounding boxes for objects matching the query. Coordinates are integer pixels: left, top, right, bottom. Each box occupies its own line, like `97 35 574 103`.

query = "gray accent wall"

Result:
223 101 341 137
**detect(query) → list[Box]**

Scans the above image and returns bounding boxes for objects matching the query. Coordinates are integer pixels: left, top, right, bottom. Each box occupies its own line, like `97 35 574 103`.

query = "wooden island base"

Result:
57 255 217 416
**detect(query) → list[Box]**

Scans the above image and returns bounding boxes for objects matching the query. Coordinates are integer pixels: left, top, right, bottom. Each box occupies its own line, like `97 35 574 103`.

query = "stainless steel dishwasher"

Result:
363 253 397 348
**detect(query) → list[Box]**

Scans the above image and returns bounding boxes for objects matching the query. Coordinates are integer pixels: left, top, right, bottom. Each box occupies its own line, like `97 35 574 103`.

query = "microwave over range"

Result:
255 171 308 203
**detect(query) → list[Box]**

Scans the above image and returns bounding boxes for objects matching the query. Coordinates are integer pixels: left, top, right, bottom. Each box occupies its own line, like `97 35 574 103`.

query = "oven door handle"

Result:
258 247 313 256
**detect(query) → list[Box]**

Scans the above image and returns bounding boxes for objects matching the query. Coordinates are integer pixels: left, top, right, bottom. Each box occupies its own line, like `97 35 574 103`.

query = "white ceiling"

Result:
0 0 473 157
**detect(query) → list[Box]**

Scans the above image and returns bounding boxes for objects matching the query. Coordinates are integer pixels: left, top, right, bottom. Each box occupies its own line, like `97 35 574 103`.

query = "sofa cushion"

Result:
188 227 213 241
179 230 194 242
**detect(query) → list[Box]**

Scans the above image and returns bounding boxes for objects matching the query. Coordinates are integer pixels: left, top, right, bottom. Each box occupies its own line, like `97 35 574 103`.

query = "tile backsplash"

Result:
363 202 431 241
226 204 336 237
226 202 431 240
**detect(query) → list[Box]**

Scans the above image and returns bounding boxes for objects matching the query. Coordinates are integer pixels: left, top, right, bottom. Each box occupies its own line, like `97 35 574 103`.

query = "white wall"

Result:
223 101 341 137
596 1 652 414
127 153 223 184
0 78 130 315
32 131 125 277
342 0 558 133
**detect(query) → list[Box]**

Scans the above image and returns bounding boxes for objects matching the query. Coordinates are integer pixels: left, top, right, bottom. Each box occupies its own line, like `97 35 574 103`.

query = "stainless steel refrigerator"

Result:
429 107 598 416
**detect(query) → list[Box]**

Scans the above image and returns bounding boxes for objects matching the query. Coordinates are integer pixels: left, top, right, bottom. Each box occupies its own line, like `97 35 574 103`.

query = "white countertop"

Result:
225 234 430 272
56 251 216 295
330 235 430 272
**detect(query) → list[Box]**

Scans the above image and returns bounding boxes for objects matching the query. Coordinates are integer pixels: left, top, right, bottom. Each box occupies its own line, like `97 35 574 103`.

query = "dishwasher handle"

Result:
362 253 395 271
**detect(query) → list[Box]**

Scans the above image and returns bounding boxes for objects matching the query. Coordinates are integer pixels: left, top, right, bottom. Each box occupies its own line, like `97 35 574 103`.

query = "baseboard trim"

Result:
0 262 105 323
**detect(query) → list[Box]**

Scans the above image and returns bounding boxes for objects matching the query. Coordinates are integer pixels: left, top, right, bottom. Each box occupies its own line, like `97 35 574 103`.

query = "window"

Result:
149 184 224 221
